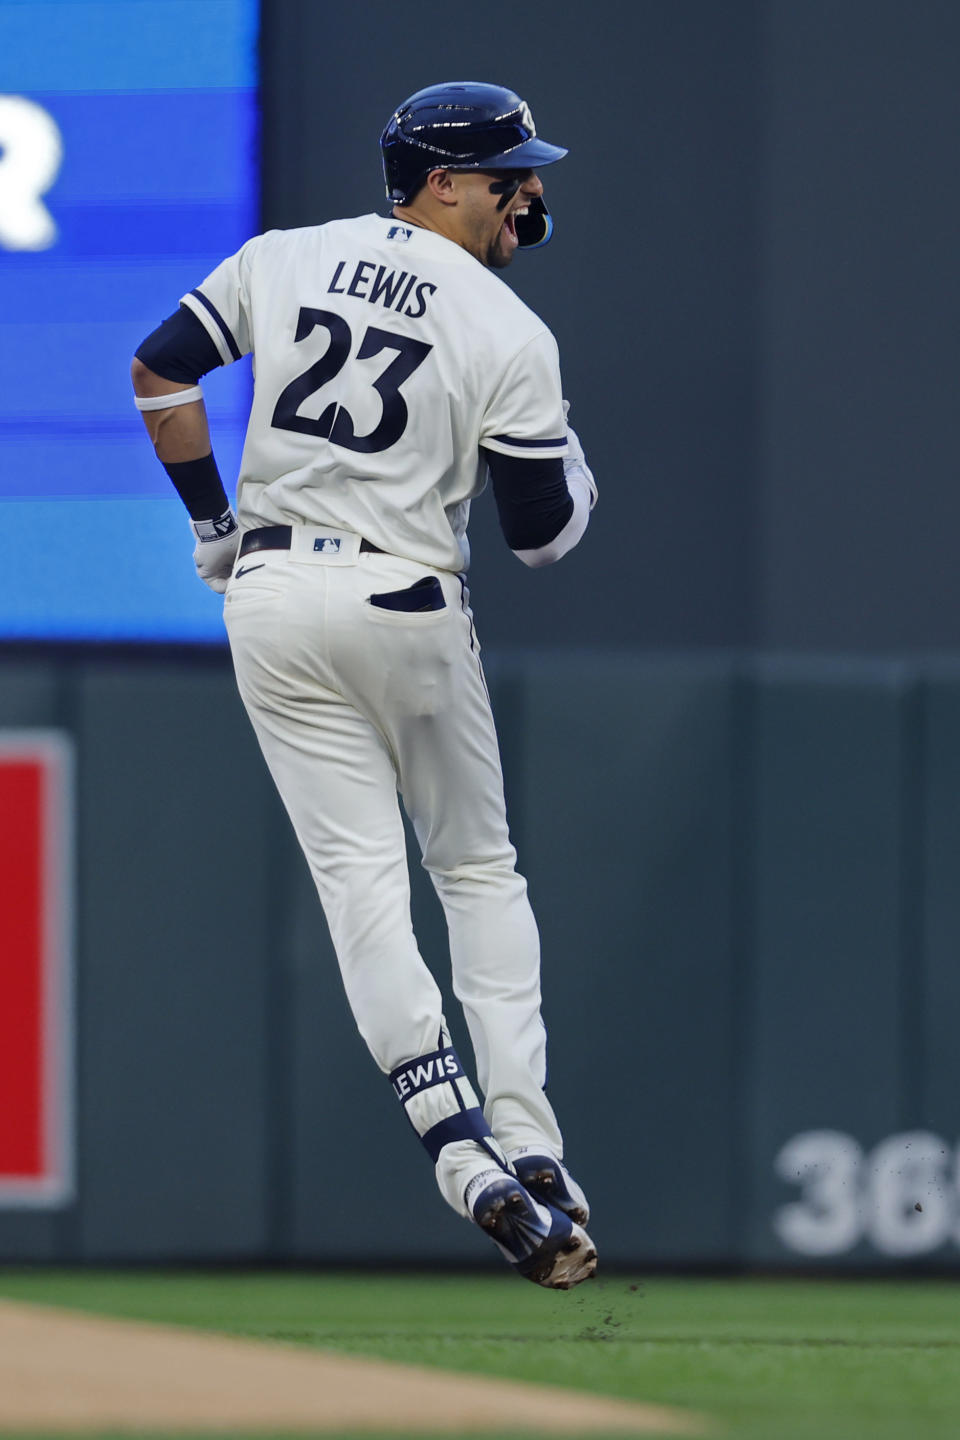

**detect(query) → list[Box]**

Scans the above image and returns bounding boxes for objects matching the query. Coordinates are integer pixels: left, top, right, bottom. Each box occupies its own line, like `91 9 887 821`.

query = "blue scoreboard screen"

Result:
0 0 258 640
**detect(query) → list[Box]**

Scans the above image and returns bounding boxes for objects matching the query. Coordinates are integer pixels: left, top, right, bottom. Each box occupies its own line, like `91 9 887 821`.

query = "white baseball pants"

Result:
223 526 564 1215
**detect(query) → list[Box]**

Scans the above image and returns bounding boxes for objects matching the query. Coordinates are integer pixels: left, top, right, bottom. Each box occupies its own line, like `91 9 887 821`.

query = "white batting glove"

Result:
563 403 598 510
191 508 240 593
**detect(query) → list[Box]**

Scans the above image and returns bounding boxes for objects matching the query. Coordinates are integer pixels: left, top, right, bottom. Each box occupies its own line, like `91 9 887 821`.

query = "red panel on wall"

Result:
0 762 44 1176
0 735 73 1206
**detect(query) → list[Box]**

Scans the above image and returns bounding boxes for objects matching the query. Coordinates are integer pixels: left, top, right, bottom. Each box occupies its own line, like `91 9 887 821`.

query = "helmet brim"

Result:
450 136 568 172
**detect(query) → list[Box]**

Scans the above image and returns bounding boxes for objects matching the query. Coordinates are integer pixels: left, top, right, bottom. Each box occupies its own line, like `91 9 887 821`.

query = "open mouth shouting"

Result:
502 204 528 247
483 170 541 267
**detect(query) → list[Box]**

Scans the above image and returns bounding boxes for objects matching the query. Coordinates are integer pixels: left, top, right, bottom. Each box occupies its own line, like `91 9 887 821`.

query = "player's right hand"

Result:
190 508 240 593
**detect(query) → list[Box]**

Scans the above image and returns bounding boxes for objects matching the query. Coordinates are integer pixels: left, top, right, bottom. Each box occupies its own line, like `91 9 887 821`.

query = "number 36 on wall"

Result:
774 1130 960 1257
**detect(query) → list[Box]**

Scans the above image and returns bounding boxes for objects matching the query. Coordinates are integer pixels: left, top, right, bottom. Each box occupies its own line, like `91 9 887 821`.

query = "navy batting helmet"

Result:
380 82 567 249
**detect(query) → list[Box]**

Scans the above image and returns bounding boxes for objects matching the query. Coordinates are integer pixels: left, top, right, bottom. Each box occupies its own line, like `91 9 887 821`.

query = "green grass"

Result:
2 1270 960 1439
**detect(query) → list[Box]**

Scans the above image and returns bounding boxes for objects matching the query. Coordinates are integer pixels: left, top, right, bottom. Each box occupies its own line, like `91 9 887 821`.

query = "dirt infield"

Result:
0 1299 705 1434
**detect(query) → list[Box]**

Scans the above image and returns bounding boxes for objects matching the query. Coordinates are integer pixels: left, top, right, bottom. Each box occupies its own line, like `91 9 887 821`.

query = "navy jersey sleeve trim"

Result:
489 433 566 449
482 447 574 551
134 306 224 384
189 288 243 361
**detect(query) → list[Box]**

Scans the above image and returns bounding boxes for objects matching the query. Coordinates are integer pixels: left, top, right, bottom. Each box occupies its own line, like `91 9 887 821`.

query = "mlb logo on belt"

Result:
314 537 342 553
0 733 74 1207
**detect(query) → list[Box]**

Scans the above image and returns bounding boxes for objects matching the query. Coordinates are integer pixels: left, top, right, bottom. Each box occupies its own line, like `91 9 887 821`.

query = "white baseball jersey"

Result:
181 214 568 572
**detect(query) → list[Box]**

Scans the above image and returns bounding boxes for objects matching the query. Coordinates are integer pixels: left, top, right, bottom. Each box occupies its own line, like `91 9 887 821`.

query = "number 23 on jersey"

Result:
271 306 432 456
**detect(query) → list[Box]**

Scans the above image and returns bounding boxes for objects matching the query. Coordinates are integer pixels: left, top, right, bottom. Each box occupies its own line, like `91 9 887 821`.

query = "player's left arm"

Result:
482 417 597 567
480 331 597 567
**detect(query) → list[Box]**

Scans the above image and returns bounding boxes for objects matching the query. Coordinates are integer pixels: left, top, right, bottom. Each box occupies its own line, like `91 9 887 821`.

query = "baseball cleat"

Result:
467 1171 597 1290
510 1150 591 1226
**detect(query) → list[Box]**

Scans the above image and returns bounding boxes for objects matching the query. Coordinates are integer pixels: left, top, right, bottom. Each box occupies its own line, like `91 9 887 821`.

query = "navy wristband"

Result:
162 452 229 522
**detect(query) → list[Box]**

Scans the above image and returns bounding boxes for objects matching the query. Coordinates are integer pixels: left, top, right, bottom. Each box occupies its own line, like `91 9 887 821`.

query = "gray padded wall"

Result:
6 649 960 1267
73 661 276 1258
516 656 741 1263
920 667 960 1135
0 652 289 1261
746 662 910 1265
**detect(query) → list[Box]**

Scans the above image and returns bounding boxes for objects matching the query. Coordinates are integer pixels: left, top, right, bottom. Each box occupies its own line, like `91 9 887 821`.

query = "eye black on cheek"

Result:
488 174 523 210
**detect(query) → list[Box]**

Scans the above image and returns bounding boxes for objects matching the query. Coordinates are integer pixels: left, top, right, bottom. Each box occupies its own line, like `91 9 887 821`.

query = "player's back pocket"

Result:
368 576 446 613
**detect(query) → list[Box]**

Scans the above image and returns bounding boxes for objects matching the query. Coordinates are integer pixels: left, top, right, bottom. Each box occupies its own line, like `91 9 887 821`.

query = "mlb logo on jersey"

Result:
386 225 413 242
314 537 342 554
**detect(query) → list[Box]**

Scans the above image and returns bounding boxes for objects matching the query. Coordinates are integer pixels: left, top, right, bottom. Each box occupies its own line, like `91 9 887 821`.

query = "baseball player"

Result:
131 82 598 1289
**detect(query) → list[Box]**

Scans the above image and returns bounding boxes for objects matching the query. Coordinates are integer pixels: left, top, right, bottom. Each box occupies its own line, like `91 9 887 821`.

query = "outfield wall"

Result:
2 648 959 1270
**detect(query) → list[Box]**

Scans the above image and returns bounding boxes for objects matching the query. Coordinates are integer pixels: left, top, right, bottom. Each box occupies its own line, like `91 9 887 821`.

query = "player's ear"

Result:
425 168 457 205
